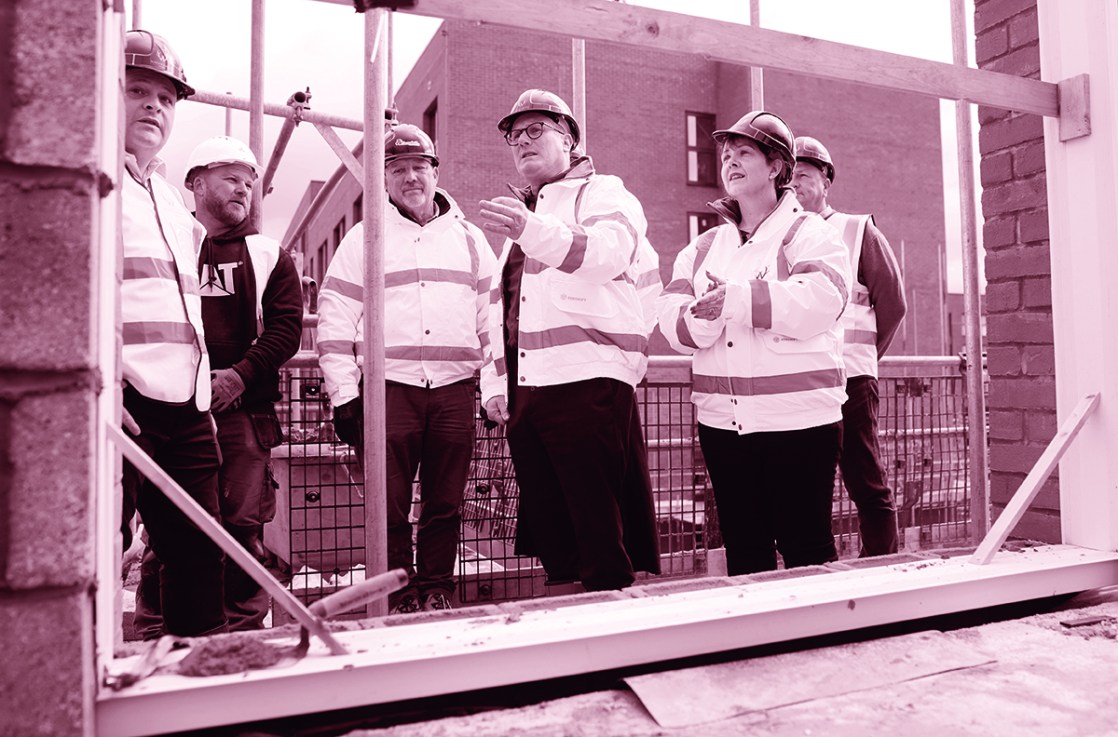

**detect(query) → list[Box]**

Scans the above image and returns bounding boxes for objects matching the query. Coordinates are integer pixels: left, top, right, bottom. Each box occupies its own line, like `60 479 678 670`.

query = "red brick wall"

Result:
975 0 1060 541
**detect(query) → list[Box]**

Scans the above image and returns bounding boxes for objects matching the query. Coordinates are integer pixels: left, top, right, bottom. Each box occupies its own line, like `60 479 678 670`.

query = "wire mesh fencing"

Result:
269 355 971 613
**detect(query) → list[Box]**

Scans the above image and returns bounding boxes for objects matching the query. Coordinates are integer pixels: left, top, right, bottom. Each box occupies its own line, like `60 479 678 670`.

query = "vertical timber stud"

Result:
250 0 266 229
949 0 988 541
1036 0 1118 550
363 8 390 617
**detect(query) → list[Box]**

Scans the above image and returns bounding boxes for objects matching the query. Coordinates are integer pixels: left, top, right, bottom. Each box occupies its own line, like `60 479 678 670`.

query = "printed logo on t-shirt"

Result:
200 261 242 297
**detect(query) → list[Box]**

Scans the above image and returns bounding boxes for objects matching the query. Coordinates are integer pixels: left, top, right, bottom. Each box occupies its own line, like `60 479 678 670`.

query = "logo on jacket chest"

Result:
200 261 242 297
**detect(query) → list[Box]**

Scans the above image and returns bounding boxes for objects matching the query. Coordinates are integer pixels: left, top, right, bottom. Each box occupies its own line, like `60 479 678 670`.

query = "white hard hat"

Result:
184 136 261 190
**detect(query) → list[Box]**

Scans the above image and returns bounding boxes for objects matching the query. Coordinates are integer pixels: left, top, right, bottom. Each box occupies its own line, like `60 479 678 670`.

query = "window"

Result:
352 194 363 225
688 212 720 241
686 112 718 186
423 98 438 149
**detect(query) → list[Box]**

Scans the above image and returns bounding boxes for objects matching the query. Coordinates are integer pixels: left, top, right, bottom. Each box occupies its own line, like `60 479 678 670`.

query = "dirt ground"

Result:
330 588 1118 737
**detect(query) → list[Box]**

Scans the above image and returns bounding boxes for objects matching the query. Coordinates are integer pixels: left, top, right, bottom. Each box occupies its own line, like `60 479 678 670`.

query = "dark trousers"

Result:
385 380 475 603
840 376 899 556
700 421 840 575
506 377 645 591
121 386 227 637
135 407 277 637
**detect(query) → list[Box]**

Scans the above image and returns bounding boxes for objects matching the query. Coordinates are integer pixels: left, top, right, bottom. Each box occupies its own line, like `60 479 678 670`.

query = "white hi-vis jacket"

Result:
479 158 659 405
827 212 878 378
121 154 211 410
317 190 497 408
656 192 851 434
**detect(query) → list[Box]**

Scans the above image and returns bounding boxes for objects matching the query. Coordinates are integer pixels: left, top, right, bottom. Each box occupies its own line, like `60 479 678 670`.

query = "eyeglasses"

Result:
504 121 566 146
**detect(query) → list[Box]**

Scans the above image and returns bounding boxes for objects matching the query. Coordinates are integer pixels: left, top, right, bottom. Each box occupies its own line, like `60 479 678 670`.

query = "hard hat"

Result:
498 89 581 146
384 124 439 167
123 30 194 100
794 135 835 182
713 111 796 187
184 136 261 190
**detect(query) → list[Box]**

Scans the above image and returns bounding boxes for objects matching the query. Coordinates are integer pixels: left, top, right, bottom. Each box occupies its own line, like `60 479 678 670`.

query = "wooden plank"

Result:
315 0 1058 117
971 394 1099 564
1058 73 1091 141
96 545 1118 737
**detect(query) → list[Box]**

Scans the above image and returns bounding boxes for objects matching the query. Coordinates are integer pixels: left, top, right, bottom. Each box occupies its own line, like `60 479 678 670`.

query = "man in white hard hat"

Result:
134 136 303 636
791 135 907 557
318 124 496 613
477 89 661 592
119 30 227 637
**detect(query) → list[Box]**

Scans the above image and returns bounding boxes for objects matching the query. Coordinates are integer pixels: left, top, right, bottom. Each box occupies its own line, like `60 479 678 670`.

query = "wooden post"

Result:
1037 0 1118 551
363 8 390 617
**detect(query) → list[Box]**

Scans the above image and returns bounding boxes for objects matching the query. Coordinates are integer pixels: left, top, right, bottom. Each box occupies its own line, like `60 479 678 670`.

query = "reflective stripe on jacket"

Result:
827 211 878 379
480 160 655 404
121 155 210 409
317 190 497 407
656 192 850 434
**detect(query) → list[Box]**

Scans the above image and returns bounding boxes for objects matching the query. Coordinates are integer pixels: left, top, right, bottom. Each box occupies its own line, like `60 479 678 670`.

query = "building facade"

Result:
285 20 949 356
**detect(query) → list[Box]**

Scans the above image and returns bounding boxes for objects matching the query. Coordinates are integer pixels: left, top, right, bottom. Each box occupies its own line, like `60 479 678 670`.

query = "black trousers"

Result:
121 385 227 637
700 421 840 575
840 376 899 556
384 380 475 602
506 377 651 591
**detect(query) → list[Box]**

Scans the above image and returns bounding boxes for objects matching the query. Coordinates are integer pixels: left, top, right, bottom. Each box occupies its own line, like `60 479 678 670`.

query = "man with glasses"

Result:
478 89 661 593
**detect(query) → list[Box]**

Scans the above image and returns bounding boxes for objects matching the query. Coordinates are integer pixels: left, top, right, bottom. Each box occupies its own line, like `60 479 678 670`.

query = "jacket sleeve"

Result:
517 175 646 284
317 224 365 407
233 248 303 388
470 221 499 381
656 229 728 354
725 215 851 340
860 218 907 357
633 236 662 337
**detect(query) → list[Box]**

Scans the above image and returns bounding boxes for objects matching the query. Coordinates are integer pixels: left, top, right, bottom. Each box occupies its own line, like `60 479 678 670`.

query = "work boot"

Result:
389 591 420 615
422 592 452 611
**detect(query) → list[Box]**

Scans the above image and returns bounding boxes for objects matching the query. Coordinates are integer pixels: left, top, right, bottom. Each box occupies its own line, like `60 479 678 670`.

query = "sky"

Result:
129 0 979 292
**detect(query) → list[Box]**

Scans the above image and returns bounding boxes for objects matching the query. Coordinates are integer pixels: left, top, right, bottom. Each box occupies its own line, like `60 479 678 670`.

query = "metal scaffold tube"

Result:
250 0 266 228
950 0 989 541
362 7 390 618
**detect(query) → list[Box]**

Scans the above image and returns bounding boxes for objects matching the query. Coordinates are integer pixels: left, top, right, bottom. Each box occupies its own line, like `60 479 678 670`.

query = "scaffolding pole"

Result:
749 0 763 109
250 0 266 228
362 8 390 618
951 0 989 542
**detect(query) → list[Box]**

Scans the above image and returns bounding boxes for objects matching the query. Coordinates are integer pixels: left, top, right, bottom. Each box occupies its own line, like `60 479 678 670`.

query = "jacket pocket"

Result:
548 275 619 319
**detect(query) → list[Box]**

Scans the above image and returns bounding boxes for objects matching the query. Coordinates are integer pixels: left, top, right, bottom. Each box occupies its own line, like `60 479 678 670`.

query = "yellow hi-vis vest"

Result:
828 212 879 379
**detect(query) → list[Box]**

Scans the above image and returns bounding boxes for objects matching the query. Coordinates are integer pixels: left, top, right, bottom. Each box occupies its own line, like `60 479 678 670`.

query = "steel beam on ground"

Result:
95 545 1118 737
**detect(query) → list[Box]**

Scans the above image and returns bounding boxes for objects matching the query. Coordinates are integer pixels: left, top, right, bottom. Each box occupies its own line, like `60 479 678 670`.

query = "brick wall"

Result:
0 1 101 735
975 0 1060 541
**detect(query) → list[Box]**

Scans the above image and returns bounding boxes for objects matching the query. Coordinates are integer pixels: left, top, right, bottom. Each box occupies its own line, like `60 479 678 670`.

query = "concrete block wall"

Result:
0 1 101 735
974 0 1060 542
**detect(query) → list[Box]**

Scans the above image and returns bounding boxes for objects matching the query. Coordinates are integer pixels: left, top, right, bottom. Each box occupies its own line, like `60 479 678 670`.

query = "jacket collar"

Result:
707 187 805 242
388 188 461 226
124 152 167 185
507 155 596 204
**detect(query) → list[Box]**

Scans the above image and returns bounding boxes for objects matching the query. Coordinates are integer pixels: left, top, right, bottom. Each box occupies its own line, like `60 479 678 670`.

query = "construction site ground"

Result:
122 547 1118 737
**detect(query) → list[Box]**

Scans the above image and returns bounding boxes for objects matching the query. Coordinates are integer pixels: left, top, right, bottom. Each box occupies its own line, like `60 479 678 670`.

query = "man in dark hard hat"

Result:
477 89 661 593
318 124 497 613
119 30 227 637
792 134 907 557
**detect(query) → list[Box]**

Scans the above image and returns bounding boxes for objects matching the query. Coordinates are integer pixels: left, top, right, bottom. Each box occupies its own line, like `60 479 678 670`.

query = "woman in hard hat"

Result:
656 111 852 575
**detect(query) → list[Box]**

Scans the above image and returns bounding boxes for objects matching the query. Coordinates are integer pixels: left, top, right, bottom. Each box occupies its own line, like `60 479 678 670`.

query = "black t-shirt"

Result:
199 237 255 371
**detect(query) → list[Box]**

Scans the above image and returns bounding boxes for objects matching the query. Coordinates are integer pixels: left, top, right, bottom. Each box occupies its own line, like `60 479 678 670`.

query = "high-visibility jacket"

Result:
480 158 656 404
121 154 210 410
317 190 497 407
824 209 906 379
656 192 850 434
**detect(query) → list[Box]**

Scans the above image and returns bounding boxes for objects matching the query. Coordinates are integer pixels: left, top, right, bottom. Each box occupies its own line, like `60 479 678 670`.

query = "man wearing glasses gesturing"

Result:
478 89 661 593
